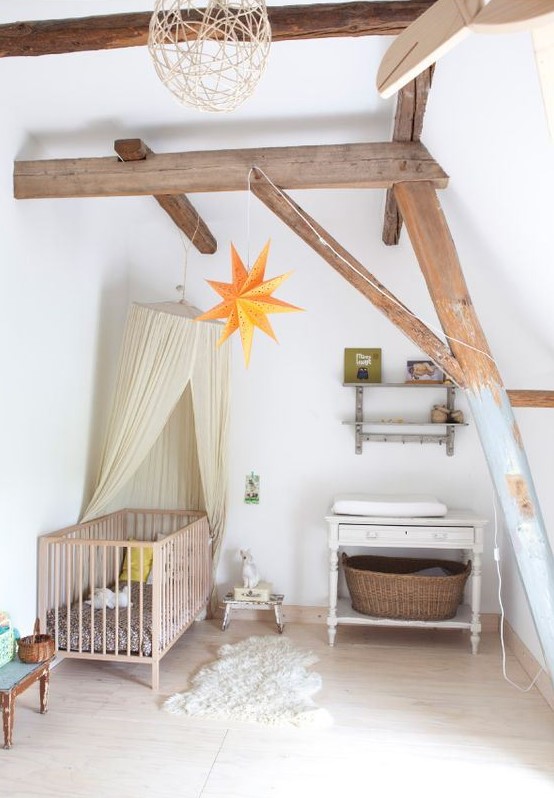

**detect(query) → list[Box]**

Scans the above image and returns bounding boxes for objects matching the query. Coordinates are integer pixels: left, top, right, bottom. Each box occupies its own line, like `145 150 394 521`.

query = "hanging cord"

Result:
246 166 255 270
248 165 498 370
492 495 544 692
176 214 202 303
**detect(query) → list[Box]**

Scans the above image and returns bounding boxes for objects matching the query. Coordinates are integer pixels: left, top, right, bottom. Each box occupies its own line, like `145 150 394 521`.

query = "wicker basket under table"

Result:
342 553 471 621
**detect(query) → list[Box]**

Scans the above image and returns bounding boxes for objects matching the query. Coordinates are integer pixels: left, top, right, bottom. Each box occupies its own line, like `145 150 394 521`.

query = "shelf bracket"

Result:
446 386 455 455
355 387 364 455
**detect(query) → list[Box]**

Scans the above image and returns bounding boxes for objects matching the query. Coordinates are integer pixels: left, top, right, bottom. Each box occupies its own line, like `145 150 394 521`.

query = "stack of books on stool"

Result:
233 581 272 601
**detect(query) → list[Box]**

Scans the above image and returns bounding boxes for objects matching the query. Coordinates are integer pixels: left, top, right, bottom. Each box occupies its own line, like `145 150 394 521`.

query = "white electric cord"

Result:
492 497 544 692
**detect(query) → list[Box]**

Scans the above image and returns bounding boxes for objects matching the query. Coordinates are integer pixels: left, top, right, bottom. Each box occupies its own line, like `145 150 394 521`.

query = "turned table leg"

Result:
221 602 232 631
39 670 50 714
470 550 483 655
274 602 284 634
328 545 339 646
1 691 15 750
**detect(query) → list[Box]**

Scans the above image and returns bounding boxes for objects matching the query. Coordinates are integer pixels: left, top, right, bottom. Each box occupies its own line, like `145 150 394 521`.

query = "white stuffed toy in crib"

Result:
240 549 260 589
85 585 132 609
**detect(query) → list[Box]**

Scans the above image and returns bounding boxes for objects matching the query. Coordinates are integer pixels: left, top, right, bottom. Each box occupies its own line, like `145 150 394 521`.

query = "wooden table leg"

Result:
274 602 284 634
1 691 15 750
222 603 232 631
39 668 50 714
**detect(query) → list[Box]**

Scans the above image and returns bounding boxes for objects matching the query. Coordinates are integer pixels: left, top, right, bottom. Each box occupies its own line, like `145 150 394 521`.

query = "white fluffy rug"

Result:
164 635 332 728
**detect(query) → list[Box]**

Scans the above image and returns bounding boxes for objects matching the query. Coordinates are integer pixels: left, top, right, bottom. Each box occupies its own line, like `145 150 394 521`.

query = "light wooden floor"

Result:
3 620 553 798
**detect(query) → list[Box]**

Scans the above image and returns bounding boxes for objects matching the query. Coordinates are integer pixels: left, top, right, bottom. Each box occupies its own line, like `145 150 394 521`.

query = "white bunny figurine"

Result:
240 549 260 589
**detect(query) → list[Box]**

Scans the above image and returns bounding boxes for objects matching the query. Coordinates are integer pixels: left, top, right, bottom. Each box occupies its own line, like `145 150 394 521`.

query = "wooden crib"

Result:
38 509 211 690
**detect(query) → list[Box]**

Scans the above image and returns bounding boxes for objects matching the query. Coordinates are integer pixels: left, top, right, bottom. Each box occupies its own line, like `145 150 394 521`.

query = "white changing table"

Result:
325 510 488 653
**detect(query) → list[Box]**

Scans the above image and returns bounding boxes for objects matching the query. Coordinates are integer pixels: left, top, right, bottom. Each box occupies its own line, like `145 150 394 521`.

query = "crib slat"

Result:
102 548 107 656
54 544 60 651
89 547 95 654
64 544 71 653
114 546 119 658
78 546 83 653
139 549 144 658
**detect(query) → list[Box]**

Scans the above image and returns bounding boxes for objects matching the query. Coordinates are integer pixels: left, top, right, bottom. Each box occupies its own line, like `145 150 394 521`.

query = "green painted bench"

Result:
0 656 52 749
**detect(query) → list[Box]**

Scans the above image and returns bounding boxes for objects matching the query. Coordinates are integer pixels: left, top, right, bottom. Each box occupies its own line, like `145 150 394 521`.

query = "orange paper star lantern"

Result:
196 241 303 366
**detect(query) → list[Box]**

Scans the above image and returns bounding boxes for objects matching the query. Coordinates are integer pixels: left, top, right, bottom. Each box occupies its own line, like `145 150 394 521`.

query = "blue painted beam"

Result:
467 386 554 677
395 180 554 683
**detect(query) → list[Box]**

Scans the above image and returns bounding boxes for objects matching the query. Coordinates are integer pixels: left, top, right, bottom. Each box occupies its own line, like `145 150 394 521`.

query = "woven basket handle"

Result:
32 617 40 642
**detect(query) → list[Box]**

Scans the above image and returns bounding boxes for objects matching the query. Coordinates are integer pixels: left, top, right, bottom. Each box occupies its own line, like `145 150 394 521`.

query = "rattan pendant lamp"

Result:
148 0 271 112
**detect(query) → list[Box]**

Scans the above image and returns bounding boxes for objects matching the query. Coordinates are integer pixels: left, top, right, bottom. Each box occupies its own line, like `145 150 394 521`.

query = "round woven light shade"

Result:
148 0 271 113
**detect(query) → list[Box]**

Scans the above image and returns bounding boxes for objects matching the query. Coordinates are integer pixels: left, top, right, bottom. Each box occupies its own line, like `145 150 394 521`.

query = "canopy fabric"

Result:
96 385 205 514
81 301 230 603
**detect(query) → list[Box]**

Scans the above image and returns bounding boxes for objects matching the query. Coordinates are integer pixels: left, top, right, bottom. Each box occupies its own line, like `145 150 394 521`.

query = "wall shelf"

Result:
343 382 468 456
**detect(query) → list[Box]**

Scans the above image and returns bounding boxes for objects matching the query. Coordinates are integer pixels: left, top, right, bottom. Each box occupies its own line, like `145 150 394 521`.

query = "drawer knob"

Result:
366 531 378 538
433 532 447 540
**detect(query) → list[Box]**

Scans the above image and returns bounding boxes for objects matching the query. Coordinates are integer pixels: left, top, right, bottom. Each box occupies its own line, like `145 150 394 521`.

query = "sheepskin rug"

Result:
164 635 332 728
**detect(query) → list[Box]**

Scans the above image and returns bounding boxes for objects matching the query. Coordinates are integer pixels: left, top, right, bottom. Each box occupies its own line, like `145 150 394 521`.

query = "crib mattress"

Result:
46 583 155 657
331 494 448 518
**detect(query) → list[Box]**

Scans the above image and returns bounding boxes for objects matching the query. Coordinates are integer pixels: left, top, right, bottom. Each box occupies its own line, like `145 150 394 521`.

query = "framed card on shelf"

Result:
405 359 444 383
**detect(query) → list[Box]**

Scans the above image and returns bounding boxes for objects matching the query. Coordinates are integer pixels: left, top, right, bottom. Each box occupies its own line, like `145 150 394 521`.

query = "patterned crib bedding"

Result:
46 583 154 657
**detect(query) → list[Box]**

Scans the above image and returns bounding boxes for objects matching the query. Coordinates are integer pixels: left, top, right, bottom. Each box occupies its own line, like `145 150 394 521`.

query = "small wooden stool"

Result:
0 656 52 749
222 593 285 633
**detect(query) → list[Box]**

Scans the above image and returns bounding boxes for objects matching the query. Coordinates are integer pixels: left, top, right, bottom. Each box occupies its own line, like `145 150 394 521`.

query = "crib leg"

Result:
151 660 160 692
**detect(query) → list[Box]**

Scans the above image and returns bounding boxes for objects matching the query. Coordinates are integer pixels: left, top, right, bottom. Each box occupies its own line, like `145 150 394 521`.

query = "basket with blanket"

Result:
342 553 471 621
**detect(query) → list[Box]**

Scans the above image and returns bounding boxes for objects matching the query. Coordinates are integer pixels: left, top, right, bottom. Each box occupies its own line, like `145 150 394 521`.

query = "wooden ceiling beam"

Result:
0 2 435 58
250 168 465 385
507 390 554 408
114 138 216 254
382 65 435 245
13 142 448 200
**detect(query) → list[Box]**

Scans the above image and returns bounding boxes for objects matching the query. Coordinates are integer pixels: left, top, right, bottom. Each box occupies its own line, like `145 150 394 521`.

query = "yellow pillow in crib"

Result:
120 546 153 582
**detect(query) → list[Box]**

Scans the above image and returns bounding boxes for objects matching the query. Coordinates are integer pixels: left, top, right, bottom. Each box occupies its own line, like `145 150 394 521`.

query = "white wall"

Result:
1 7 553 672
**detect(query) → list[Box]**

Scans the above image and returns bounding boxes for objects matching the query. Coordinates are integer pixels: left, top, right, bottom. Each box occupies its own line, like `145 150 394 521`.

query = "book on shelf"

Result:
344 348 382 383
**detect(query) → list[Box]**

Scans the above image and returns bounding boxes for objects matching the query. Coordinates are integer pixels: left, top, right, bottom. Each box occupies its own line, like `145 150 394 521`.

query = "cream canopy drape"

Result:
81 301 230 598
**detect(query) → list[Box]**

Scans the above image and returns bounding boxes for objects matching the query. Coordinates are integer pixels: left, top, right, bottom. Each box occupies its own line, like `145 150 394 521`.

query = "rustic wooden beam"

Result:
114 138 216 255
0 3 435 58
507 390 554 408
394 180 554 681
114 139 149 161
250 169 464 384
382 66 435 246
13 142 448 200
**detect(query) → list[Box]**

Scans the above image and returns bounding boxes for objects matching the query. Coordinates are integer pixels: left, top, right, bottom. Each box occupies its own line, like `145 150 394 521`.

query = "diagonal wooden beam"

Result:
394 179 554 681
382 65 435 245
0 3 435 58
249 168 464 384
114 139 216 255
13 142 449 200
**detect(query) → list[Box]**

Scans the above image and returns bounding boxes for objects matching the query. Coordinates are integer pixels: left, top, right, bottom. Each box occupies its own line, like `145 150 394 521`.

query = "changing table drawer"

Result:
338 524 475 546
